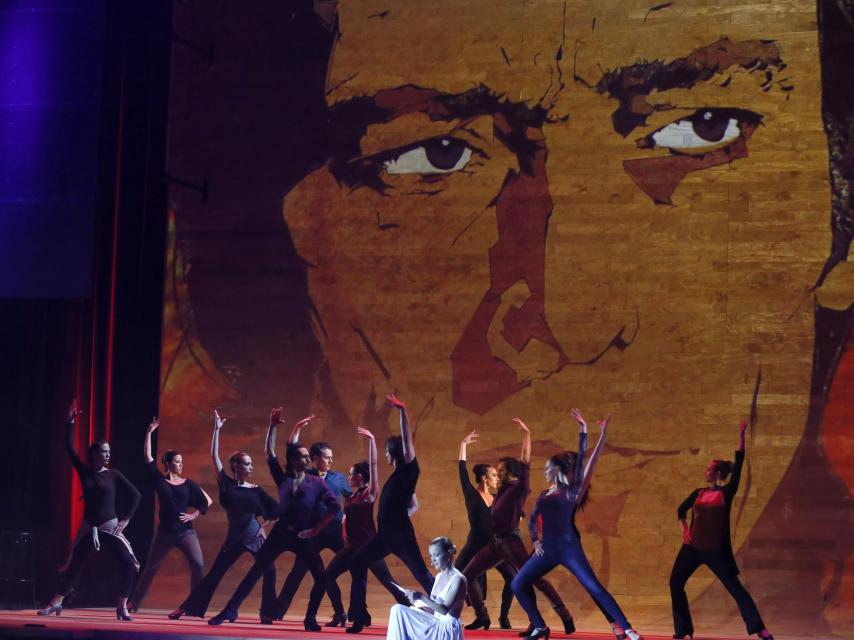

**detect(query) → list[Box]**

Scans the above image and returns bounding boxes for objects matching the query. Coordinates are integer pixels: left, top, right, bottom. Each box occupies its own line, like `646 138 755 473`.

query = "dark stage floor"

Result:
0 610 830 640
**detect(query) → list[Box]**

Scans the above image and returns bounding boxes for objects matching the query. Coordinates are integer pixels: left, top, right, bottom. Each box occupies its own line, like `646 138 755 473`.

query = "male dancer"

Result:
462 419 575 635
275 418 353 626
346 394 434 634
208 408 339 629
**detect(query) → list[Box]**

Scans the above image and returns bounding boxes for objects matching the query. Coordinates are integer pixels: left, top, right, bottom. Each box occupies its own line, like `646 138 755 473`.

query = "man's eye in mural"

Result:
624 107 763 205
383 137 475 175
638 108 763 156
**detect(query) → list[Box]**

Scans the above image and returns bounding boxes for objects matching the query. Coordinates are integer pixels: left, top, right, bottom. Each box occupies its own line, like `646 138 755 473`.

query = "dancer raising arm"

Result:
323 427 410 629
456 430 515 630
346 393 434 634
38 400 141 621
387 536 467 640
208 408 339 629
168 410 278 620
669 420 773 640
462 418 575 635
129 417 211 612
512 409 643 640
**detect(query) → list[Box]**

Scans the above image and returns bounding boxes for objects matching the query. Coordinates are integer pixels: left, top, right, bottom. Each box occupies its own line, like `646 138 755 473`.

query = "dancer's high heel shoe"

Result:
305 618 322 632
116 607 134 621
168 608 185 620
499 616 512 630
208 610 237 625
561 616 576 634
522 626 550 640
465 617 491 631
519 623 535 637
36 603 63 617
345 613 370 634
326 613 347 627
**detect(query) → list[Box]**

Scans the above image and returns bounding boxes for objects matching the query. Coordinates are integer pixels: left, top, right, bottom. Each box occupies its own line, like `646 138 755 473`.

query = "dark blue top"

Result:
309 468 353 523
268 456 340 531
528 431 587 543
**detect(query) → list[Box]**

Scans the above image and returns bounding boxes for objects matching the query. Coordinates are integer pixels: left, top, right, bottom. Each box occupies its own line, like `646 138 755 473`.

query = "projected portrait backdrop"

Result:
159 0 854 634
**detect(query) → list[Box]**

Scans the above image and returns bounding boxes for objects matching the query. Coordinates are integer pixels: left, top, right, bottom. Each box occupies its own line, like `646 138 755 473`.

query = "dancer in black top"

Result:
168 410 279 619
323 427 410 629
208 407 340 629
346 394 434 634
670 419 774 640
38 400 141 621
129 418 211 611
457 430 516 630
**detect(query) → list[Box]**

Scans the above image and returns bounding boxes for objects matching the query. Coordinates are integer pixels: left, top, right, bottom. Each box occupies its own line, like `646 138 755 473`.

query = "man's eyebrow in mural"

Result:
326 85 550 191
589 37 790 205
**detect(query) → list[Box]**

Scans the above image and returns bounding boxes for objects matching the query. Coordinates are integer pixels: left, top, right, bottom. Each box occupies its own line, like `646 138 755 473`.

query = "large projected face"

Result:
282 0 831 596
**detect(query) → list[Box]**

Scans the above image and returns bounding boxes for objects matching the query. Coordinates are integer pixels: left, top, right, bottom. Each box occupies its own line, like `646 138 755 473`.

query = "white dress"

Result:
387 568 467 640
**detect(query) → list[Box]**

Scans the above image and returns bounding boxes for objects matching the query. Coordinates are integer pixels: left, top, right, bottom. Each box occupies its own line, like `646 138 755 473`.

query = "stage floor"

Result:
0 609 830 640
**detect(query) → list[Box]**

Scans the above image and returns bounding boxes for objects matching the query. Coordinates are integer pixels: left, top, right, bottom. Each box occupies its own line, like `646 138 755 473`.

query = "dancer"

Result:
512 410 643 640
323 427 410 628
457 430 515 630
168 410 279 619
208 407 340 629
346 393 434 634
38 400 141 621
462 419 575 635
129 417 212 611
387 536 467 640
670 420 773 640
274 416 353 625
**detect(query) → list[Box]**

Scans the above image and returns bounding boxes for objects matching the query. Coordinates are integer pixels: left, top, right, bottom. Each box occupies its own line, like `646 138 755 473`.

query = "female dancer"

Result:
207 408 340 628
168 410 279 619
346 394 435 634
323 427 410 627
387 536 467 640
38 400 141 621
457 430 515 630
129 418 212 611
511 410 643 640
670 420 773 640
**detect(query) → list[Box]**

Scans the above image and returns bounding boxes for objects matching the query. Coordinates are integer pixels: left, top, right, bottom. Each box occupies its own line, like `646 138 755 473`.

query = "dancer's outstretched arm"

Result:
144 417 160 464
211 410 226 473
357 426 379 502
580 413 608 501
512 417 531 464
289 414 316 444
265 407 284 460
388 393 415 463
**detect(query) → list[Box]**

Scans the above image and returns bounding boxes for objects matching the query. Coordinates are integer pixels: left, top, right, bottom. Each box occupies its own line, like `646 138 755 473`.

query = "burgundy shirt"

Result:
491 462 530 536
344 486 377 548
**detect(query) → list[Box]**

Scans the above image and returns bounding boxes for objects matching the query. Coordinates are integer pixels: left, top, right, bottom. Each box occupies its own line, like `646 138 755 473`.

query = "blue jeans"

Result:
511 536 630 630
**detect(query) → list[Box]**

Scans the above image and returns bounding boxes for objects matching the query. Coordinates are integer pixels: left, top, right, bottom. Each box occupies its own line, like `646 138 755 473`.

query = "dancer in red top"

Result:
670 419 773 640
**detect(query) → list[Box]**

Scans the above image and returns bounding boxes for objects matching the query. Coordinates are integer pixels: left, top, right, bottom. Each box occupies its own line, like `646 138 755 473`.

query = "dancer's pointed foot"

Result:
465 617 491 631
208 610 237 625
522 627 550 640
326 613 347 627
36 603 62 617
168 607 185 620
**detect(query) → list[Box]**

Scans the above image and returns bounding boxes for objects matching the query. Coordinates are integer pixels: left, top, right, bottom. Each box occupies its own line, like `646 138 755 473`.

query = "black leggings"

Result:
455 540 515 618
348 527 434 621
58 533 137 600
131 529 204 608
274 523 343 619
327 544 409 616
670 544 765 637
216 525 325 620
179 541 276 617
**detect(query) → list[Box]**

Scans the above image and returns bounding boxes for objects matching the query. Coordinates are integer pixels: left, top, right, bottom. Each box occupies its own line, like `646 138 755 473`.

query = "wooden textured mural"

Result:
157 0 854 635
